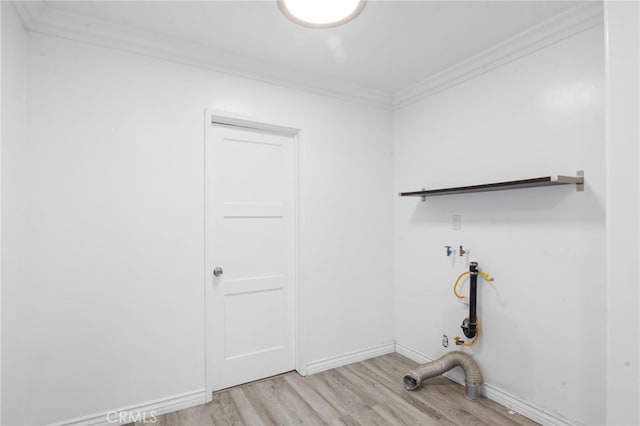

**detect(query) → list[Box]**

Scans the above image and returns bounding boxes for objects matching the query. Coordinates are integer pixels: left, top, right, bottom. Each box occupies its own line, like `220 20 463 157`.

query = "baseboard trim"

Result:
52 389 207 426
306 342 396 376
395 343 576 426
395 343 432 364
482 383 575 426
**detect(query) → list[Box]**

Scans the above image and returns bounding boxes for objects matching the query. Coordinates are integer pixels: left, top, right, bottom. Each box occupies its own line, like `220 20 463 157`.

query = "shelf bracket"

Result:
576 170 584 192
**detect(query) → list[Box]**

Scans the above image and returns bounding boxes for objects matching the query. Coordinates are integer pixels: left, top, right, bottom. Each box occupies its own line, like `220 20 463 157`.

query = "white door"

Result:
206 123 296 393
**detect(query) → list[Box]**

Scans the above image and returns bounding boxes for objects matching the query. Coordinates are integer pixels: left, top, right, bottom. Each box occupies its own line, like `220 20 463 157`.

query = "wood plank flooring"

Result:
144 353 538 426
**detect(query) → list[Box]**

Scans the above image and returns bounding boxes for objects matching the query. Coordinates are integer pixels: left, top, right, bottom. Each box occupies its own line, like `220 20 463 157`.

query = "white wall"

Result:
2 30 394 424
1 2 29 424
393 26 606 426
7 3 635 425
604 1 640 425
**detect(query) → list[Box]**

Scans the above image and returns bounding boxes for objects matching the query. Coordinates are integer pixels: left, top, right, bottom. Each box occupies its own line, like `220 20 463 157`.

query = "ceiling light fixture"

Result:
278 0 366 28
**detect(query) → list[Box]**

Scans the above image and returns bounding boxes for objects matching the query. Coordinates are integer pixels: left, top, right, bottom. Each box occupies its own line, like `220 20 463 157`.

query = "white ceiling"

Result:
42 1 581 94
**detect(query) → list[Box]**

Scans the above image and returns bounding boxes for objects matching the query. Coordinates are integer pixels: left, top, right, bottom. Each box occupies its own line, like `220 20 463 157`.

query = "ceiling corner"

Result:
392 1 604 110
10 0 394 111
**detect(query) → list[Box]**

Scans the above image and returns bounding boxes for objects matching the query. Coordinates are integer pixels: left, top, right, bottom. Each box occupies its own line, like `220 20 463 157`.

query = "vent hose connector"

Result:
403 352 483 400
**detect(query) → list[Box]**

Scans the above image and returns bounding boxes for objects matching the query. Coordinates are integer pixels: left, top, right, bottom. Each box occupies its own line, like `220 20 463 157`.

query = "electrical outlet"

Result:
442 334 449 348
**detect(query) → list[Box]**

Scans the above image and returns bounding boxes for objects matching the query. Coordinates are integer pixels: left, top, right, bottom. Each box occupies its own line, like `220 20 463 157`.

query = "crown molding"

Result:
13 1 604 112
392 1 605 110
12 1 393 110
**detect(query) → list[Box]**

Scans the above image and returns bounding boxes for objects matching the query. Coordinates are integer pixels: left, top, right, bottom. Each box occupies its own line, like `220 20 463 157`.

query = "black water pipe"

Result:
462 262 478 339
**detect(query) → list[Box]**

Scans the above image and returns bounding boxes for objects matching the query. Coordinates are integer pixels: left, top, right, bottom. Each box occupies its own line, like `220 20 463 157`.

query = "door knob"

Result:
213 267 224 277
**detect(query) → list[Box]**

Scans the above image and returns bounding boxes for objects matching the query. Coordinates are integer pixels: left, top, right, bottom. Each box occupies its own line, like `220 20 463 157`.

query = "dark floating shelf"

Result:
399 172 584 201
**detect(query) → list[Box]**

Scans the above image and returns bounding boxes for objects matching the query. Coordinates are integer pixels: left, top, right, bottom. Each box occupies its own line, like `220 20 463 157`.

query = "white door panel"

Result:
220 137 288 204
206 125 295 392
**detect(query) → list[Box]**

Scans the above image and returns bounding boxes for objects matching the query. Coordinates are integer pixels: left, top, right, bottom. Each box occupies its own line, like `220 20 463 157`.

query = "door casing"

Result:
203 110 304 400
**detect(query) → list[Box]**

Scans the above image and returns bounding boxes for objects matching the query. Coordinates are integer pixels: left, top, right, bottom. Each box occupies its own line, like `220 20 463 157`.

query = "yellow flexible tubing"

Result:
453 271 469 299
453 270 493 299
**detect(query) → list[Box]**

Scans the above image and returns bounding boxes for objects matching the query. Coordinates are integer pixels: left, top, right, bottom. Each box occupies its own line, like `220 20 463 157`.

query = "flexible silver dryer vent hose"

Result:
403 351 483 400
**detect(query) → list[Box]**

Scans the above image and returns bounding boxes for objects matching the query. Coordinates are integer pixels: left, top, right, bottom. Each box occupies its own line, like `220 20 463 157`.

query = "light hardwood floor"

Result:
145 353 538 425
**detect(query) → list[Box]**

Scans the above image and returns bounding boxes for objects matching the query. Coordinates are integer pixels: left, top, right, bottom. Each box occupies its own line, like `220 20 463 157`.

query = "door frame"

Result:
203 109 304 401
